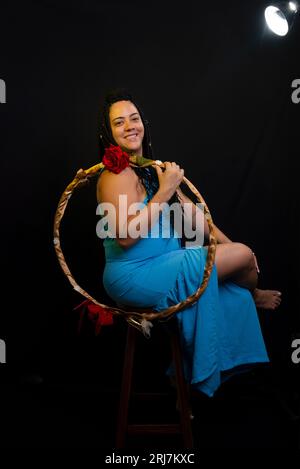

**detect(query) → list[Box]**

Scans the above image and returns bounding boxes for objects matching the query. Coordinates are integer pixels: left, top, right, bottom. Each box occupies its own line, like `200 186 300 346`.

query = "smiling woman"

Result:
95 87 276 398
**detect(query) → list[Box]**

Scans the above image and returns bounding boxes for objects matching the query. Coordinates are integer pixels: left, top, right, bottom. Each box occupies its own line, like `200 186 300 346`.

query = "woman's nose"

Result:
124 121 134 130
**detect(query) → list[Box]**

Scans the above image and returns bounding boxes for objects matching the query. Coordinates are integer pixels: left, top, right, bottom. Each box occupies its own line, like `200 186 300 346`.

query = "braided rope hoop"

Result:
53 160 217 326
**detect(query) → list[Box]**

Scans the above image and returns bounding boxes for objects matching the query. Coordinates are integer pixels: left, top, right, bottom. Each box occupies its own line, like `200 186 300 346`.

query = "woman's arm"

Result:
213 226 233 244
97 168 172 249
176 187 261 271
176 187 233 244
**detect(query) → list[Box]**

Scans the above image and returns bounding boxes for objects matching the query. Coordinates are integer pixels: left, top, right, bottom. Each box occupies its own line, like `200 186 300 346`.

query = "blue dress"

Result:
102 192 269 397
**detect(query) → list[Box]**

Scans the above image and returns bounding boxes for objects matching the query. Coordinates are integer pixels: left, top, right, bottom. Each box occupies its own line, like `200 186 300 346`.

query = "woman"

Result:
97 88 281 397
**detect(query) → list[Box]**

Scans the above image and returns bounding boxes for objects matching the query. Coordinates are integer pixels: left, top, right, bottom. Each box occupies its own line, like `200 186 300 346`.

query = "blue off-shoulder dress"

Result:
101 192 269 397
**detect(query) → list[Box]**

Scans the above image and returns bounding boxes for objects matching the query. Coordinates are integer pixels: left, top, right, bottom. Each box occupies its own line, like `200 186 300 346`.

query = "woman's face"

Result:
109 100 144 156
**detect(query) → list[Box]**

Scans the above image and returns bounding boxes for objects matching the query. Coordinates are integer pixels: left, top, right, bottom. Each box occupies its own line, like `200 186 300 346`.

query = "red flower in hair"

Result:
102 144 130 174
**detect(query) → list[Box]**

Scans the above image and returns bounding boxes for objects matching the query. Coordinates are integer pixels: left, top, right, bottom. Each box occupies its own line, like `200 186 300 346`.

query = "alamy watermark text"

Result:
96 197 205 247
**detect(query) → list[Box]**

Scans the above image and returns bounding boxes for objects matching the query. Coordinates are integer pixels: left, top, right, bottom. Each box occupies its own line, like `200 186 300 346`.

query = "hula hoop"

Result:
53 160 217 332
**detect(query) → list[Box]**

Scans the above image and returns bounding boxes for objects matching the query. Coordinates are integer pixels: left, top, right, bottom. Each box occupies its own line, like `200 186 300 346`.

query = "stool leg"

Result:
116 325 137 448
170 327 194 448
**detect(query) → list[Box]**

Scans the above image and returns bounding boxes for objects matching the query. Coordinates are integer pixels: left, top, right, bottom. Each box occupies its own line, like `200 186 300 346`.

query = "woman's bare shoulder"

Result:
98 166 134 180
97 167 139 203
97 167 135 189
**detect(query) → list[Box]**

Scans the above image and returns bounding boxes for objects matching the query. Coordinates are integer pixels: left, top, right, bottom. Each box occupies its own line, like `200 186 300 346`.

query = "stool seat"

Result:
115 314 194 448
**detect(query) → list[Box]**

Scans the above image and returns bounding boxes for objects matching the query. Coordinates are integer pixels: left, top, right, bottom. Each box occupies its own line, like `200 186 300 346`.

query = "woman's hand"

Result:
155 161 184 200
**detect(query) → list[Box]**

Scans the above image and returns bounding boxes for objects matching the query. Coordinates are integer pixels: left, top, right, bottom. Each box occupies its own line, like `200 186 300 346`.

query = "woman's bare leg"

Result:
212 242 282 309
214 242 258 290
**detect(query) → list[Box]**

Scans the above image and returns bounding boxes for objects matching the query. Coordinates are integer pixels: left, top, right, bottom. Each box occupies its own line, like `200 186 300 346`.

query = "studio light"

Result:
264 1 298 36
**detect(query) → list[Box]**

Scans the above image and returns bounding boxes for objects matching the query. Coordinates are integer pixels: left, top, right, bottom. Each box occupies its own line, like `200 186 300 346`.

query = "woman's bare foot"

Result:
253 288 282 310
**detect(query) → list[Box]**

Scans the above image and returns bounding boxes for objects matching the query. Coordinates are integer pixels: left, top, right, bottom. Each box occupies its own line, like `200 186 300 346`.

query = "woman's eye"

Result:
115 117 139 125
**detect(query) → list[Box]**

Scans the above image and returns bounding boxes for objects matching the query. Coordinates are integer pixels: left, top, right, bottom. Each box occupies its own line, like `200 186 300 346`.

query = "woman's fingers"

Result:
163 161 183 179
155 165 162 174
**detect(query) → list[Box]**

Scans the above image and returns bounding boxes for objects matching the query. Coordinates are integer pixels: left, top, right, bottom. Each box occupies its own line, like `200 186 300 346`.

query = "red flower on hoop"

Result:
74 299 114 336
102 144 130 174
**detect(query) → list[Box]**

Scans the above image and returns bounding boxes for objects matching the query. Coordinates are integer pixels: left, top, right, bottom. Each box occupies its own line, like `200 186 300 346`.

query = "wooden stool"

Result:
115 318 194 448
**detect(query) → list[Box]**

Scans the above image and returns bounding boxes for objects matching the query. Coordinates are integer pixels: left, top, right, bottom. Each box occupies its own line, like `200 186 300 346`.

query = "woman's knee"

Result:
215 242 255 281
233 243 255 271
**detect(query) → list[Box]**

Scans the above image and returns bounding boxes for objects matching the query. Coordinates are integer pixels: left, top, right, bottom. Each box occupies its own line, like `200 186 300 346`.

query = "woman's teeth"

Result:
126 134 138 140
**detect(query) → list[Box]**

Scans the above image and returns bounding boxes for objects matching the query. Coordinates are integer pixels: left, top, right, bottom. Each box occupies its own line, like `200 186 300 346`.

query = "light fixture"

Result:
264 1 298 36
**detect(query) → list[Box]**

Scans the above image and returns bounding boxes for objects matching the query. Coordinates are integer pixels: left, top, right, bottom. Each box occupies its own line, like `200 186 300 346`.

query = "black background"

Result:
0 0 299 448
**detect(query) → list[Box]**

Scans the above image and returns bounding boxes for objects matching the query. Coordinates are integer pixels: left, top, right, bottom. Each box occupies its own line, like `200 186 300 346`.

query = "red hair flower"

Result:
102 144 130 174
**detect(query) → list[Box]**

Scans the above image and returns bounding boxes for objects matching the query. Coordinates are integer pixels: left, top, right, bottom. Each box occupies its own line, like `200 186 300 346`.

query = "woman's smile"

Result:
125 133 138 140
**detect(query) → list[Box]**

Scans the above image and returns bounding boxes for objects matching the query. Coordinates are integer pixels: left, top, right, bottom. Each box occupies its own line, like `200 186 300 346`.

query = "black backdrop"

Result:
0 0 299 415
